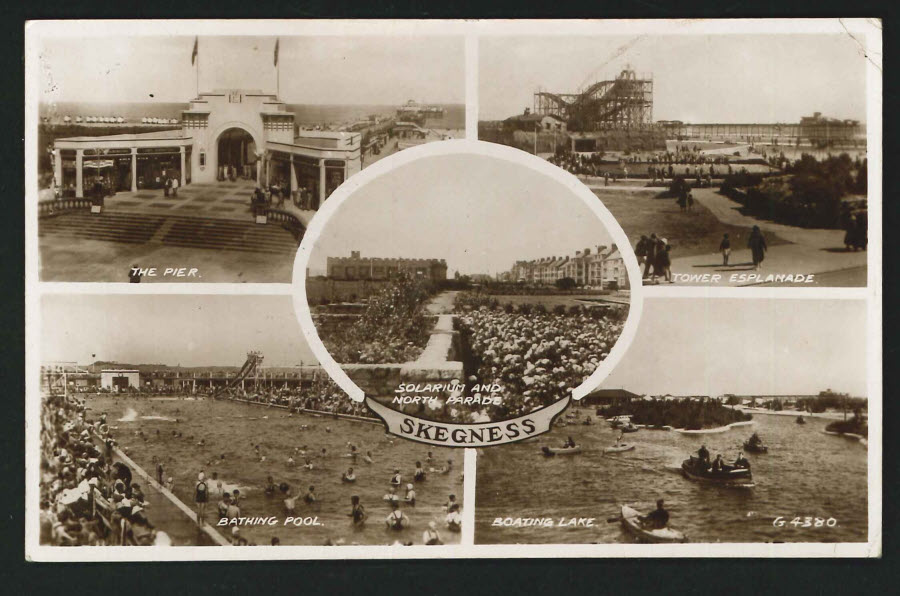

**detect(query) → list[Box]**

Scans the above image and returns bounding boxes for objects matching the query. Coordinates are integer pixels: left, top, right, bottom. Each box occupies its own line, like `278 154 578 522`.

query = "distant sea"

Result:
39 101 465 130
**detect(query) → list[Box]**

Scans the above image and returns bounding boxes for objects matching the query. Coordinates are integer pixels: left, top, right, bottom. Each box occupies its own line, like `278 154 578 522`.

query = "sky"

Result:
41 295 316 368
479 34 868 123
42 295 866 397
603 298 867 397
307 153 616 277
38 35 464 105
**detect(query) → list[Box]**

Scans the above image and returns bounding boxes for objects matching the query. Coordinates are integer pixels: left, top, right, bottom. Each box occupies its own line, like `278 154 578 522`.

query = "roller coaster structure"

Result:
534 68 653 132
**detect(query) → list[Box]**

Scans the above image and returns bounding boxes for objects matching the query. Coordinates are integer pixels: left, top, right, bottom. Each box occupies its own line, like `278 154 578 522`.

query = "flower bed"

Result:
455 292 628 417
314 276 434 364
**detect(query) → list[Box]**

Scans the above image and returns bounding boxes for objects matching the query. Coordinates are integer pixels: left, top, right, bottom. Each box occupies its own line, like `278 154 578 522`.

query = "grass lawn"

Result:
592 188 788 259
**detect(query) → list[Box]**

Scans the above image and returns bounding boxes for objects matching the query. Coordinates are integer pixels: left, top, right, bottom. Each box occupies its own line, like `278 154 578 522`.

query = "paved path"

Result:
103 180 321 228
425 291 459 314
688 188 849 249
662 188 867 286
107 443 229 546
103 179 259 222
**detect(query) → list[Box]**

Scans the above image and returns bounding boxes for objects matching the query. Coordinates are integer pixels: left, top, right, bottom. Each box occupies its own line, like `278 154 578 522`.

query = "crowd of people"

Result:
455 293 628 418
546 146 742 181
219 373 372 419
634 234 673 284
195 446 462 546
41 380 464 547
39 392 169 546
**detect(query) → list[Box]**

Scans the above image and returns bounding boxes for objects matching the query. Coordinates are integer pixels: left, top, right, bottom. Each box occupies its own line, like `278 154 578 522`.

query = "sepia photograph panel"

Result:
35 31 464 283
475 297 868 544
301 151 635 429
38 294 464 547
479 34 870 287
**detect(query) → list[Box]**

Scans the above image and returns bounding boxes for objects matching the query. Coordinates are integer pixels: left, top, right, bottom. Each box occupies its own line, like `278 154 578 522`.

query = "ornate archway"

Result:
211 122 263 183
215 127 257 181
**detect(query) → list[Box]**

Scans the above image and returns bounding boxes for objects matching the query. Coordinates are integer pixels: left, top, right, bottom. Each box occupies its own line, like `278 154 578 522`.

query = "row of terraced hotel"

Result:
501 245 628 289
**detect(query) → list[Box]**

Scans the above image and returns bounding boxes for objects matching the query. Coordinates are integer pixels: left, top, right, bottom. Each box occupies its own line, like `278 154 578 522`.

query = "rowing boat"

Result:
681 457 754 487
541 445 582 456
604 444 635 454
620 505 687 543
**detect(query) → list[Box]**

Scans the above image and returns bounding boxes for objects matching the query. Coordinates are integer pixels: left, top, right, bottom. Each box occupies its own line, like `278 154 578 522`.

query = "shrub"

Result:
317 275 433 364
555 277 577 291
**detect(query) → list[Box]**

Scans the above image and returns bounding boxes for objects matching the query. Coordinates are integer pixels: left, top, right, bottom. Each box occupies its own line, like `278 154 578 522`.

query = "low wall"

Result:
38 197 93 218
306 279 394 304
344 314 464 403
263 208 305 242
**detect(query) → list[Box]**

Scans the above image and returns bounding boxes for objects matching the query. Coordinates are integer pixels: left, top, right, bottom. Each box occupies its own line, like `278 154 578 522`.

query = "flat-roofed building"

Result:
100 369 140 391
51 89 361 209
326 251 448 281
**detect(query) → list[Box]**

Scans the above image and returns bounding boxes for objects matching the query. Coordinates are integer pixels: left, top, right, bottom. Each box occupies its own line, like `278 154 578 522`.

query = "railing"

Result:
38 197 93 218
263 208 305 242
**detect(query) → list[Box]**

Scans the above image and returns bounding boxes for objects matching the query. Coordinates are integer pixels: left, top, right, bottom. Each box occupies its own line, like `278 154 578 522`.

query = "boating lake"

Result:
475 408 868 544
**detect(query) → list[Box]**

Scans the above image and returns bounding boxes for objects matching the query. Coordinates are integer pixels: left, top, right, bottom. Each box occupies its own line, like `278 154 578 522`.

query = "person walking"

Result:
656 239 673 283
677 190 687 213
719 233 731 266
748 225 767 270
171 175 179 197
635 236 650 272
643 234 659 280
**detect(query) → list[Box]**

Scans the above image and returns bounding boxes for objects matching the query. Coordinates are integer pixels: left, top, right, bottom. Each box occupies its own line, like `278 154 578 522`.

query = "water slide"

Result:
212 352 263 398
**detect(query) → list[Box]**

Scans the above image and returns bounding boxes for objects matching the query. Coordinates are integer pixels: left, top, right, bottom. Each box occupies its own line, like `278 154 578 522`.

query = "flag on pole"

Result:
274 38 279 66
191 37 198 65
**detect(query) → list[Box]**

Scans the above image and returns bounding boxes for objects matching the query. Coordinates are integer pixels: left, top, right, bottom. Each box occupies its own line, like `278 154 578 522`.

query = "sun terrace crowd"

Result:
217 374 373 420
39 392 169 546
454 293 628 419
546 145 747 180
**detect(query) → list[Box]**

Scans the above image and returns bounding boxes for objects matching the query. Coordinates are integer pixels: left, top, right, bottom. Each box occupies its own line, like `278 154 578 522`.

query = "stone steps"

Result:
39 211 300 255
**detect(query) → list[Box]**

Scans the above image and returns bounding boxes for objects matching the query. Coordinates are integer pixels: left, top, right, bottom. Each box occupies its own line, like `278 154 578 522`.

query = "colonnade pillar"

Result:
318 158 326 206
290 156 297 198
75 150 84 198
52 149 62 190
130 148 138 192
180 146 187 187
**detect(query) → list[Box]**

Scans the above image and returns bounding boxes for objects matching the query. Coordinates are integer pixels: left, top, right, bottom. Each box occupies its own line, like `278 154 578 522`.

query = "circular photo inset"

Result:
294 141 642 439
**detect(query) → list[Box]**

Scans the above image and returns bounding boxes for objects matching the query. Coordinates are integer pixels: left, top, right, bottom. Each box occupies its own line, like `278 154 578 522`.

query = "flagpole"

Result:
193 37 199 98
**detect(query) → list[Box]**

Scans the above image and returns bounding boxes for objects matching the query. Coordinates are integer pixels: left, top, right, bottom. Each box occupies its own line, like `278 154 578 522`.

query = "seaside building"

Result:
99 369 140 391
51 89 361 207
503 109 567 133
506 244 628 290
326 251 448 281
